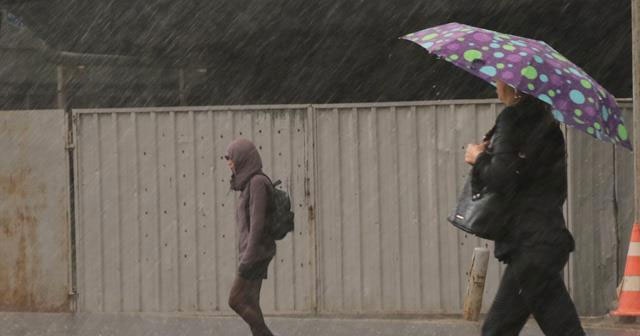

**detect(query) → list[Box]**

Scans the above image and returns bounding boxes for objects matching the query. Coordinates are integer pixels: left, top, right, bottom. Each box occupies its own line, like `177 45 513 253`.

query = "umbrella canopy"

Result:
401 22 632 150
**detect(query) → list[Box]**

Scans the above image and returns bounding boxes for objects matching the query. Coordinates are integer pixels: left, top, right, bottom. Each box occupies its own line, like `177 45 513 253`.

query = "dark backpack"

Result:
249 174 294 240
266 179 295 240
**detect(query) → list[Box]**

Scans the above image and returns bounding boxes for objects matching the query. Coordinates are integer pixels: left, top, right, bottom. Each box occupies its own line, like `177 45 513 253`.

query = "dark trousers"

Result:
482 245 585 336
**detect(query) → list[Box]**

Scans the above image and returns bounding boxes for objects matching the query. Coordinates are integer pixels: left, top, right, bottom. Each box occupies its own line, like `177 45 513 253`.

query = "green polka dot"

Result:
573 117 585 125
464 50 483 62
552 52 568 61
503 45 516 51
618 124 629 141
574 109 582 116
580 79 593 89
528 83 535 90
588 97 594 103
587 127 595 135
449 54 459 61
521 66 538 80
497 63 505 69
594 122 601 130
457 37 465 42
422 33 438 41
548 90 556 97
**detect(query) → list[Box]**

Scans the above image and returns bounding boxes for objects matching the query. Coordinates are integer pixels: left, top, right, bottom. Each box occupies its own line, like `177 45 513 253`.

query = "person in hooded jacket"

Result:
225 138 277 336
465 80 585 336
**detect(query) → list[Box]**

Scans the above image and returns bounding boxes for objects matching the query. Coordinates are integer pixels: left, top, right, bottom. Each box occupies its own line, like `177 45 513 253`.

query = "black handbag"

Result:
447 175 510 240
447 126 517 240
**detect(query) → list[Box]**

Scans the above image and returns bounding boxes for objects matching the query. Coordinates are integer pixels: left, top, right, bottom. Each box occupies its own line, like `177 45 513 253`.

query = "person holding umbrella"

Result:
465 79 584 335
402 23 632 335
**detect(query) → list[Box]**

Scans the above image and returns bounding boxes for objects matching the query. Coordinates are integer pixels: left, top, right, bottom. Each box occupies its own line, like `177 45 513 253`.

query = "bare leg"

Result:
229 275 274 336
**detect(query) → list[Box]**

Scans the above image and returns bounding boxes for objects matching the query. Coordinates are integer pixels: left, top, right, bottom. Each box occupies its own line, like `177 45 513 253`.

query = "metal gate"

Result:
73 106 316 313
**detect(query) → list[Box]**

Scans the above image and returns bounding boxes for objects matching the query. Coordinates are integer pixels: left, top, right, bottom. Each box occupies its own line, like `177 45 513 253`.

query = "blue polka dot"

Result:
533 55 544 63
519 52 528 56
538 94 553 105
494 52 505 58
540 74 549 83
569 90 585 104
569 68 583 77
512 40 527 47
479 66 497 77
555 69 563 75
422 42 434 48
594 130 603 140
552 110 565 123
601 106 609 121
490 43 501 49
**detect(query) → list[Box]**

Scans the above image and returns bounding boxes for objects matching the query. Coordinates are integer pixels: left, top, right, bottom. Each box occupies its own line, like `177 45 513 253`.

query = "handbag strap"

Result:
483 125 496 142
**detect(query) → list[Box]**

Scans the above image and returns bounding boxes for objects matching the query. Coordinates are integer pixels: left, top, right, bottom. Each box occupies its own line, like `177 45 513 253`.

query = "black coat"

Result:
472 98 574 262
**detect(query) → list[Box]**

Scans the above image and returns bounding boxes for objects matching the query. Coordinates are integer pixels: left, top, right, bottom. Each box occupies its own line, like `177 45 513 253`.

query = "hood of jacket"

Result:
226 138 263 191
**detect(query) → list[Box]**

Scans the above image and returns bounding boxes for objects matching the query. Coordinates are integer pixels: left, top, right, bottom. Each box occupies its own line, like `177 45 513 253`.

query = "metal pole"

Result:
56 65 68 110
633 0 640 223
179 68 187 106
57 63 78 310
463 247 490 321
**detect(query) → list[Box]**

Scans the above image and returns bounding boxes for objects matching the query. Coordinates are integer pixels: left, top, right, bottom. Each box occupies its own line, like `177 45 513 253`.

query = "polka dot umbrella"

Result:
401 22 632 150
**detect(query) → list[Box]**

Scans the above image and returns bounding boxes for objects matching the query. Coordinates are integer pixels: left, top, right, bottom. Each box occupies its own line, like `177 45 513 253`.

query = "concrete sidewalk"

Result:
1 313 639 336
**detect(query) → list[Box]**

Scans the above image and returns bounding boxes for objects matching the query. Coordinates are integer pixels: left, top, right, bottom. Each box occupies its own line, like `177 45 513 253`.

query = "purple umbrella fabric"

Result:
401 22 632 150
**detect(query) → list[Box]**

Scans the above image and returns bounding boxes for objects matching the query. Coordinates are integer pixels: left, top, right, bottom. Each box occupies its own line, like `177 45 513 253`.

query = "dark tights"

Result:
228 276 274 336
482 243 584 336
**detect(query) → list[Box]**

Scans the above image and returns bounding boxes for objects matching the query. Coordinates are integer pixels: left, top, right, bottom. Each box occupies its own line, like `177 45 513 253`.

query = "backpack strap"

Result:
248 172 276 213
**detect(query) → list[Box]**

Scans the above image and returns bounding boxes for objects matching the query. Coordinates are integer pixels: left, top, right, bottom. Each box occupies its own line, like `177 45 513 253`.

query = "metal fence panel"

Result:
567 125 617 315
566 101 634 315
615 102 635 281
0 110 70 312
314 102 502 314
74 106 315 313
71 100 632 316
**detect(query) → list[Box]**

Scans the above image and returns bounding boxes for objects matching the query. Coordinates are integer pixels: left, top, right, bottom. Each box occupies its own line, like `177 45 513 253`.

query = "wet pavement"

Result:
1 313 639 335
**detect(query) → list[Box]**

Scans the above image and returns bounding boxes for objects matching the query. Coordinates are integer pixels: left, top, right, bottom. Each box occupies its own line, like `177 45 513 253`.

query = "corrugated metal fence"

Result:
73 106 315 313
314 102 502 314
567 101 634 314
2 100 630 315
71 100 635 316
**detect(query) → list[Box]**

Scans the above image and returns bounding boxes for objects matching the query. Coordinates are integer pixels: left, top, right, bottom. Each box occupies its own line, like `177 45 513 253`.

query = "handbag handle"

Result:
483 125 497 142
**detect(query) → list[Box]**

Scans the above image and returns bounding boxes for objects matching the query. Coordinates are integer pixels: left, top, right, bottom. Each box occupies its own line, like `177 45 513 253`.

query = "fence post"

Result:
463 247 490 321
306 104 320 314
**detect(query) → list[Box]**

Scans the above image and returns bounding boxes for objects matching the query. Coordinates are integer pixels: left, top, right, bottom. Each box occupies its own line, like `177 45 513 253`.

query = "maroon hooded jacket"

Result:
226 139 276 269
